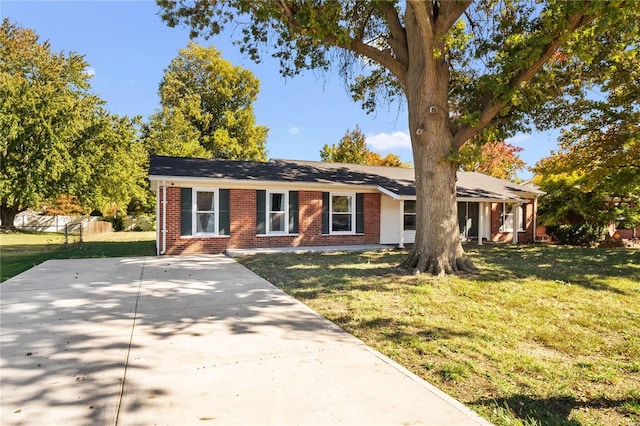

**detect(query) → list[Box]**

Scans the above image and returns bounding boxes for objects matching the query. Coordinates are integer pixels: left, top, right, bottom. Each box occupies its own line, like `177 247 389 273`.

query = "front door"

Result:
458 202 479 240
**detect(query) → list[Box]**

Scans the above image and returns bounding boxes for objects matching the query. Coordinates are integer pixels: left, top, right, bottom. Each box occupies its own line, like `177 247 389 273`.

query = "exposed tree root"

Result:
400 248 477 276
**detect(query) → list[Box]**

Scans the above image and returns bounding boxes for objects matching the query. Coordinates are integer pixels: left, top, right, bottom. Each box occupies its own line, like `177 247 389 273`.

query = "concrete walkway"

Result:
1 255 491 425
225 244 396 257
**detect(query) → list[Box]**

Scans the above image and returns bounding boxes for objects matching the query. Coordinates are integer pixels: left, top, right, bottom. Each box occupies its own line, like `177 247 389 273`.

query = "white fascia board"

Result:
148 175 380 193
457 197 530 203
376 186 401 200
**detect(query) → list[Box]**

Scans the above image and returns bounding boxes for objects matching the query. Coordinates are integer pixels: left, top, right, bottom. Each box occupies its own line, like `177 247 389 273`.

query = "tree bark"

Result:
0 203 20 230
400 5 475 275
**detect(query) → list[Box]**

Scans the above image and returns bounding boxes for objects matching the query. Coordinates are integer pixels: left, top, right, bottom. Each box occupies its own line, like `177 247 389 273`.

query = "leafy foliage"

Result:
143 42 268 161
0 19 148 226
156 0 637 274
544 224 606 247
532 3 639 234
320 125 410 167
458 140 525 180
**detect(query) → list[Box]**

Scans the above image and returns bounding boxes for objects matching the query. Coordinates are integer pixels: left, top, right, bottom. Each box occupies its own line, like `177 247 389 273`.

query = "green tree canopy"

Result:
320 126 410 167
157 0 637 274
533 5 639 232
0 19 147 227
143 42 268 161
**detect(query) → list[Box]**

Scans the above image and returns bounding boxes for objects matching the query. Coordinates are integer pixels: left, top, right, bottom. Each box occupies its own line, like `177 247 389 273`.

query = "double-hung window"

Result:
256 190 298 235
499 203 525 232
321 192 364 235
180 187 229 237
403 200 417 231
268 191 287 233
331 193 355 233
195 190 217 235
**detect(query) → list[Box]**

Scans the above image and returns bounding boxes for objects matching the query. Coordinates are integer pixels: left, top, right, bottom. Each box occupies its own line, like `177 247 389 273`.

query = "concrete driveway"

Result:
1 255 491 425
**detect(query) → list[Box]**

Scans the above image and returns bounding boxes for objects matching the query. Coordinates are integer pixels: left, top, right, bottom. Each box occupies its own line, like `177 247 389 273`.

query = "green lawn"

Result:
239 245 640 426
0 230 156 282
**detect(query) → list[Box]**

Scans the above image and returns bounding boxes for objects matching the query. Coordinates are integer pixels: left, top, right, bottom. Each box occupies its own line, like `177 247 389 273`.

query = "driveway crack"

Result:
113 258 145 425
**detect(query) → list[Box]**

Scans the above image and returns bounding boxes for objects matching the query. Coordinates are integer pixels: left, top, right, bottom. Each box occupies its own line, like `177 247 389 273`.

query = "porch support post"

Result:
512 203 520 245
398 200 405 249
477 202 483 245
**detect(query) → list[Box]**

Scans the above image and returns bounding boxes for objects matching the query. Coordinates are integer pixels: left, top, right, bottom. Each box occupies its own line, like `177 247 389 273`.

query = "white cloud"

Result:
85 67 96 77
289 126 302 136
366 131 411 151
506 134 532 145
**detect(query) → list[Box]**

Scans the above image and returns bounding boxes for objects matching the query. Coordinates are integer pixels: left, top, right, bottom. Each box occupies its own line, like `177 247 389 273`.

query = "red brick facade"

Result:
489 201 535 243
159 187 381 255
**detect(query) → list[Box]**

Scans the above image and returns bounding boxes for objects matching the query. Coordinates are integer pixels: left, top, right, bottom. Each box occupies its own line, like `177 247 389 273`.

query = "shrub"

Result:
108 213 126 232
545 224 606 246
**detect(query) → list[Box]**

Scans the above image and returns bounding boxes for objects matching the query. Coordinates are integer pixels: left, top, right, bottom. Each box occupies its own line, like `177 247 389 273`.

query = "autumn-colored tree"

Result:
320 126 410 167
158 1 637 274
143 42 268 161
459 140 525 181
533 9 639 232
366 152 410 168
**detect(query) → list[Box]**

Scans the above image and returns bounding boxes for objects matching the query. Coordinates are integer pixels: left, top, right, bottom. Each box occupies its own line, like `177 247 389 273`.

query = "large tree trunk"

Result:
0 203 20 230
400 11 475 275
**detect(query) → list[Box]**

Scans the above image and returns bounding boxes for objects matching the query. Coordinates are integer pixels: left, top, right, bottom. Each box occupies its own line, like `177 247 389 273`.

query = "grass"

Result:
238 245 640 426
0 230 156 282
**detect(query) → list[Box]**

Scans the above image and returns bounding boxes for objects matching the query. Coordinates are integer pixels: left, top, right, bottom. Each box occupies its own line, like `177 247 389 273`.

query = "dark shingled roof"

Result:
149 155 541 201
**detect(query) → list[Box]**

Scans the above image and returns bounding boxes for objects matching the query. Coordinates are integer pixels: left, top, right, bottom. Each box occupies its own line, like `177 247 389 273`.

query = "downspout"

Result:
398 200 405 249
161 180 167 255
155 181 160 255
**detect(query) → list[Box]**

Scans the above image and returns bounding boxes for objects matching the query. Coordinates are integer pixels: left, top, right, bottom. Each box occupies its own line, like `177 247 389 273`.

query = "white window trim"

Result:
330 192 356 235
193 188 219 237
499 203 525 233
266 190 289 235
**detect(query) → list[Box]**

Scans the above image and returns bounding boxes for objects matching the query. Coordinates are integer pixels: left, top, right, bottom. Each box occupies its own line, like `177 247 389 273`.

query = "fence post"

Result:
79 223 83 243
64 224 68 247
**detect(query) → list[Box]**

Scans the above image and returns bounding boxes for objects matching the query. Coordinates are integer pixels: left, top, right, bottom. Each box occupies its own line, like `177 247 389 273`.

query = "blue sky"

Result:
3 0 560 179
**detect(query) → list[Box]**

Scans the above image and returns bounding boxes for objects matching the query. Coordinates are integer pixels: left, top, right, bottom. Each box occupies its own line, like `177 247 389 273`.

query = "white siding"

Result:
380 195 401 244
403 230 416 244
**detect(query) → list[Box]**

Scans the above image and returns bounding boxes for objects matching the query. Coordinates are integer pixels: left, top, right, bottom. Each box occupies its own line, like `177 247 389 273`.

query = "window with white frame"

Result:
331 193 354 233
403 200 416 231
195 189 217 234
499 203 525 232
268 191 287 233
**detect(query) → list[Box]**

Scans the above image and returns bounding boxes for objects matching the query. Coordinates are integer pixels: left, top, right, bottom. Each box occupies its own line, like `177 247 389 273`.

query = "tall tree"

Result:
320 126 410 167
533 6 639 231
157 1 636 274
71 111 148 216
1 19 94 227
143 42 268 161
458 140 526 181
0 19 147 227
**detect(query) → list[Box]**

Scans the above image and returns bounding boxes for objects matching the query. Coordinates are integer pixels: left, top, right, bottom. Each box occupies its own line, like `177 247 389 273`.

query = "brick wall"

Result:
160 187 381 255
490 201 535 243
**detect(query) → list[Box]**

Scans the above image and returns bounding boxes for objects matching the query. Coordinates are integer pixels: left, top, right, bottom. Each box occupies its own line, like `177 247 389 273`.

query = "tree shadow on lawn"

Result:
465 245 639 294
1 255 344 424
472 393 640 426
240 251 408 299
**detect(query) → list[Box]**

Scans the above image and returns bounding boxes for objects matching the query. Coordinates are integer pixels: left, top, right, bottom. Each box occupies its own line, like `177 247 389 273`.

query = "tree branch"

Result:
379 1 409 66
453 4 597 149
436 0 472 34
271 1 406 82
406 0 434 46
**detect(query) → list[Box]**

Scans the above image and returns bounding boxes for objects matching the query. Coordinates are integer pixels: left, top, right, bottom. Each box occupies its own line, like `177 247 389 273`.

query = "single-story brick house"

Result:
149 155 544 255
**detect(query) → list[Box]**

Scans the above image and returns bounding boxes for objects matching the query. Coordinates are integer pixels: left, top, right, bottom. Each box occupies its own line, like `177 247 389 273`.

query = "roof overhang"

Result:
148 174 381 193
